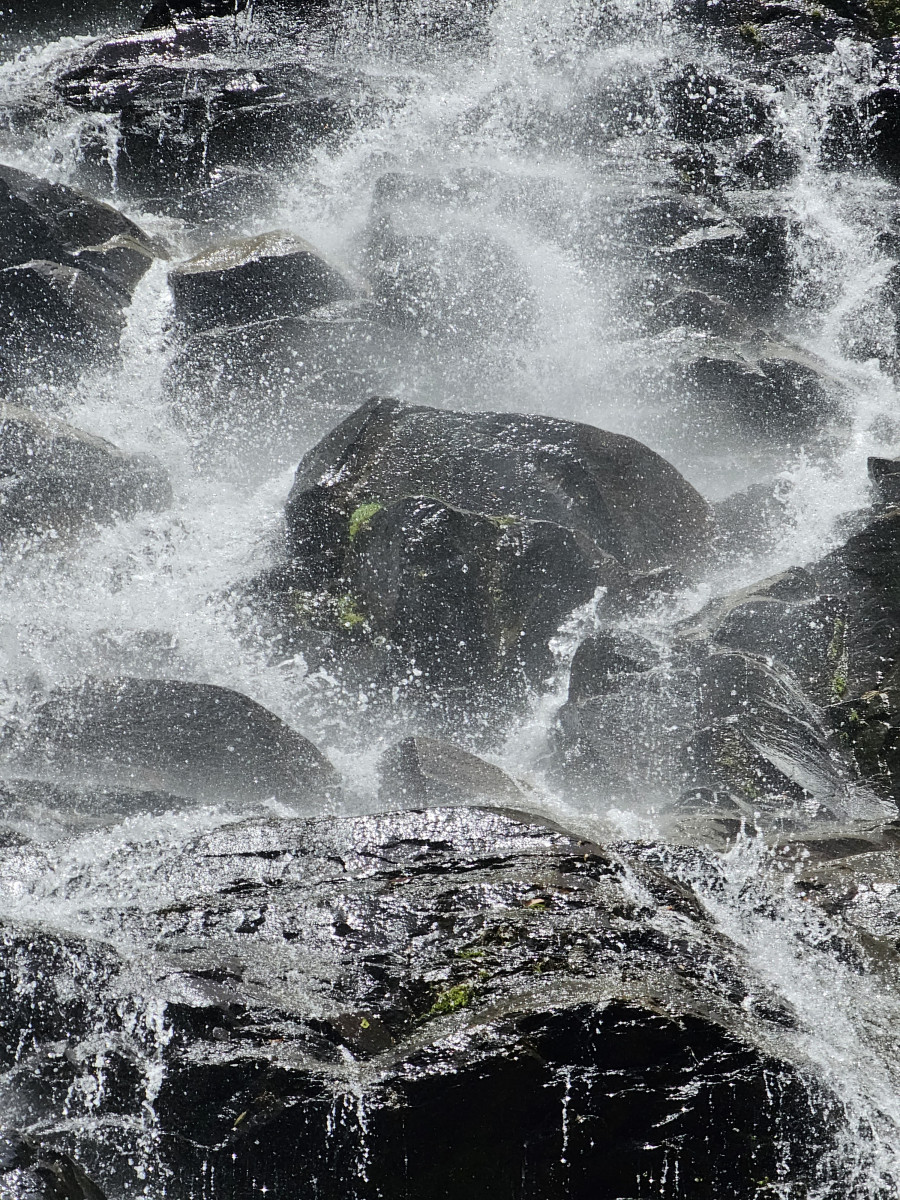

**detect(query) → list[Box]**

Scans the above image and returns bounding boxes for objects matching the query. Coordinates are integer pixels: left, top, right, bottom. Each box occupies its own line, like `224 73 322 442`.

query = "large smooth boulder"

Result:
0 677 338 805
259 398 713 709
0 404 170 546
169 231 353 334
282 397 714 580
0 164 158 386
0 806 833 1198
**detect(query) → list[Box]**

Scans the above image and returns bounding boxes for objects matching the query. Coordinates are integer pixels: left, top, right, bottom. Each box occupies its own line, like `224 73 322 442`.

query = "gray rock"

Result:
0 677 338 805
379 736 525 806
169 231 353 334
0 403 171 546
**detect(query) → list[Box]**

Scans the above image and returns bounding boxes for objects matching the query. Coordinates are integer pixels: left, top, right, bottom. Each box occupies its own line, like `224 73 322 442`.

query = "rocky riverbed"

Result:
3 0 900 1195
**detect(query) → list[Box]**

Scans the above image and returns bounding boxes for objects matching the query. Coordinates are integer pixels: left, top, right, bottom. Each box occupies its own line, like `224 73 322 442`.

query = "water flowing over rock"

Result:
7 0 900 1192
0 164 159 388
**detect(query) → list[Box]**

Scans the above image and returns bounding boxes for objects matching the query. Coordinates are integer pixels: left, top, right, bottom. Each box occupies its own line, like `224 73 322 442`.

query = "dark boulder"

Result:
676 342 847 443
169 231 353 334
56 33 356 215
0 677 338 805
0 1131 106 1200
868 453 900 504
281 397 714 582
141 0 248 27
0 163 158 386
379 736 525 806
662 66 773 142
258 398 713 709
0 806 835 1198
712 477 795 559
0 404 171 547
654 214 800 316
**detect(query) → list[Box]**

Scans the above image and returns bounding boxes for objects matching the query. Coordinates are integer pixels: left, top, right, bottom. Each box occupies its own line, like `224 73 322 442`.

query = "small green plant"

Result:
348 501 383 541
872 0 900 35
427 983 474 1017
456 947 486 959
739 21 761 40
335 594 366 630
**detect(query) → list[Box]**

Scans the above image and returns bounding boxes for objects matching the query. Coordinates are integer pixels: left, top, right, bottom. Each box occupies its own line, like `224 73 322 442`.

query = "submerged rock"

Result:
169 231 353 334
0 806 833 1198
0 404 170 546
0 677 338 805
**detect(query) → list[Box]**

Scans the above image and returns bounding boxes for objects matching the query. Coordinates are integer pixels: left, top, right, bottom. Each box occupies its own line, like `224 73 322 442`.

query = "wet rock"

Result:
56 32 355 215
735 134 802 187
0 806 833 1197
566 629 662 704
335 495 602 698
141 0 248 27
868 453 900 504
0 163 158 386
0 677 338 805
0 1130 106 1200
256 397 713 710
169 231 353 334
164 307 415 462
379 736 525 805
654 213 800 316
678 342 847 441
0 404 171 546
681 648 858 817
713 476 794 558
280 396 714 583
367 172 536 338
662 66 773 142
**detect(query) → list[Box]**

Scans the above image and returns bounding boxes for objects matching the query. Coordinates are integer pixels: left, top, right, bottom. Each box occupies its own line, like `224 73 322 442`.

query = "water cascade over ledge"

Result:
2 0 900 1194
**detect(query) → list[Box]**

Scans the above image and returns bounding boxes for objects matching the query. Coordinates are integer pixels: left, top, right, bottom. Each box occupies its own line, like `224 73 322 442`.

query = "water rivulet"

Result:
4 0 900 1194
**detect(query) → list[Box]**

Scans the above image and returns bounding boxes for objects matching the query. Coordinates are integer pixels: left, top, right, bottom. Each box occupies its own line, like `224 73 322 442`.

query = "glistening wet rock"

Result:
0 404 171 546
254 397 713 712
0 677 338 805
0 806 833 1198
56 27 359 215
0 163 159 387
280 396 714 581
0 1130 106 1200
169 231 353 334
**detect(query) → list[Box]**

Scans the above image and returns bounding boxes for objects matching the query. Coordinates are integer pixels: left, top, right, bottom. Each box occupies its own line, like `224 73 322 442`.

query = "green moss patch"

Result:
427 982 475 1017
348 501 383 541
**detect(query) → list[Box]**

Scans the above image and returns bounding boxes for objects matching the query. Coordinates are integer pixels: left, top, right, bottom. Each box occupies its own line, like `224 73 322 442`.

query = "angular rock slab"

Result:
169 230 353 334
0 677 338 805
0 403 171 546
0 807 831 1198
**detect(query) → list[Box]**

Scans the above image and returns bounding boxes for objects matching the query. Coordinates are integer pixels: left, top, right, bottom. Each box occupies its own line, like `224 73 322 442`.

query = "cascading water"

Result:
3 0 900 1194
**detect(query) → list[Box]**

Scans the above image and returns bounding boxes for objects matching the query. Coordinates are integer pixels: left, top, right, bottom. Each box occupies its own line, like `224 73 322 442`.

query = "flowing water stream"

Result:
2 0 900 1194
